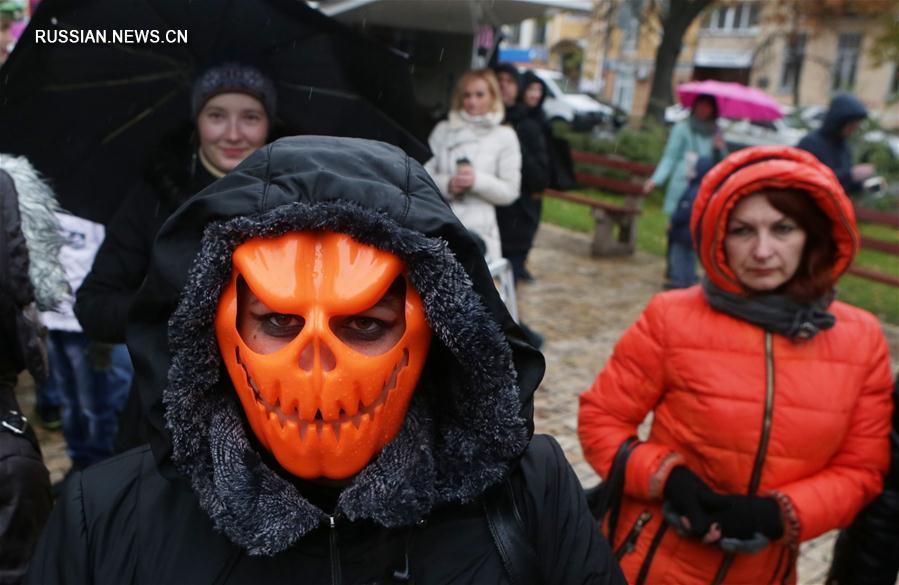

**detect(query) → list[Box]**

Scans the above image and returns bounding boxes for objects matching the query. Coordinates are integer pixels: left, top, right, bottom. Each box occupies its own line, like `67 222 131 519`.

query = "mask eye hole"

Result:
329 277 407 357
236 276 304 354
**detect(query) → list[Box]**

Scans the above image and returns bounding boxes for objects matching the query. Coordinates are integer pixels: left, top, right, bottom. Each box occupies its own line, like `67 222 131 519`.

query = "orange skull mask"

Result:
214 232 432 480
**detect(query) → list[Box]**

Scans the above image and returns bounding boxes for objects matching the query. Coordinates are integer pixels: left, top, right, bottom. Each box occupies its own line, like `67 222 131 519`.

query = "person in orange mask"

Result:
29 136 624 584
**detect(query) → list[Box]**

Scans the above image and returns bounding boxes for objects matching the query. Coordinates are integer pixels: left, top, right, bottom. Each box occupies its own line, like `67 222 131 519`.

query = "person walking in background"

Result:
39 211 132 475
29 136 623 584
665 156 716 289
643 94 725 288
0 154 68 584
493 65 550 284
827 374 899 585
798 93 874 197
74 63 276 448
424 68 521 262
579 146 893 584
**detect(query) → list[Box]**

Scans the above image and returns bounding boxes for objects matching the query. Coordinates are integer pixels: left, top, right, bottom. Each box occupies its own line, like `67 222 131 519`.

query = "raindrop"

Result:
50 17 57 25
438 48 445 62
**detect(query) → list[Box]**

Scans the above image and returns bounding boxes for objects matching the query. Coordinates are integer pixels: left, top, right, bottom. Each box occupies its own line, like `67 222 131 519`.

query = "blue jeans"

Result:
40 331 132 467
666 240 698 289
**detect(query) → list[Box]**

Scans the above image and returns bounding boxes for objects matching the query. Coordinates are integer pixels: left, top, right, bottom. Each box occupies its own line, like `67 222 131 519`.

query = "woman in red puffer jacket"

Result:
578 146 893 585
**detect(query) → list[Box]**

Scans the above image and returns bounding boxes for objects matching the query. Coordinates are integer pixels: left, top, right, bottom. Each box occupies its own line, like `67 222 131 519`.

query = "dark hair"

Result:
692 94 719 120
763 189 837 302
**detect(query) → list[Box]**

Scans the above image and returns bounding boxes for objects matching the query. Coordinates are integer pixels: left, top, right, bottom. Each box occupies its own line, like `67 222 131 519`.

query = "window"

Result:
779 33 806 92
890 64 899 97
503 23 521 45
701 2 761 32
533 18 547 45
617 1 640 53
832 33 862 91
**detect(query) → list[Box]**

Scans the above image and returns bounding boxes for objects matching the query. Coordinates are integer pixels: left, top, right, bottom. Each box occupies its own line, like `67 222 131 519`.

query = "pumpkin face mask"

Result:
214 232 432 479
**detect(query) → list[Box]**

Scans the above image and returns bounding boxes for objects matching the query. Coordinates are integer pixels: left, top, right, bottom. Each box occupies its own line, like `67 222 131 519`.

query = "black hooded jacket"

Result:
496 70 551 257
28 137 622 584
797 94 868 195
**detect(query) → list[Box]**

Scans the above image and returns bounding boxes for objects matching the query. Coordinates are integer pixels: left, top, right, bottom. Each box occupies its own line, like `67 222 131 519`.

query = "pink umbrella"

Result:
677 80 783 121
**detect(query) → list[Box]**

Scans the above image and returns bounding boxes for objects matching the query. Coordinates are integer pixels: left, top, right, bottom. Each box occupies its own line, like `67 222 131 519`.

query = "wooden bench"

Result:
540 150 655 257
847 207 899 287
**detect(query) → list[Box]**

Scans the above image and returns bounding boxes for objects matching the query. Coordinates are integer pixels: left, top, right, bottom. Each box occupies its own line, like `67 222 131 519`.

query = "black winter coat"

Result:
827 376 899 585
74 145 215 343
797 94 867 195
497 103 550 257
29 436 617 584
29 137 623 585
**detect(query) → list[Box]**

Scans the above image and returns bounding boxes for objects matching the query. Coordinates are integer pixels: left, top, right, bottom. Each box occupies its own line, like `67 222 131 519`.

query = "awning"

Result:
693 48 753 69
317 0 593 34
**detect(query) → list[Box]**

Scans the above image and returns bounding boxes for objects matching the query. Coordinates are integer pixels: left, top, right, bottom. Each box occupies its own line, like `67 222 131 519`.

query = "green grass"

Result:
542 191 899 324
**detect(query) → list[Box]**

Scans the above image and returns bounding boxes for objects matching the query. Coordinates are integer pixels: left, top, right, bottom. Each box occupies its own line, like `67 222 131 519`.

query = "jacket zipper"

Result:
711 331 776 585
329 515 342 585
614 511 652 560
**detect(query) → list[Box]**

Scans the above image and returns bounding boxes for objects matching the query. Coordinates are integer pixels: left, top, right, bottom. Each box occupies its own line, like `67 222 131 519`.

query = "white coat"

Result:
424 110 521 261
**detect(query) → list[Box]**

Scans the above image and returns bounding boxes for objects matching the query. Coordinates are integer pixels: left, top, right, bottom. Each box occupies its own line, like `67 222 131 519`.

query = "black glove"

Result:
663 466 717 538
702 493 784 541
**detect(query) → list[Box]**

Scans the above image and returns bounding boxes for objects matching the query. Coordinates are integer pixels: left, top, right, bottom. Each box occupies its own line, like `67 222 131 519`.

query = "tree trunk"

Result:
645 0 715 124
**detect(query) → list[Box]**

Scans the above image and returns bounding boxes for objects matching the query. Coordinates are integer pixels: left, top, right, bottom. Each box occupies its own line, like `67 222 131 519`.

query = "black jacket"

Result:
827 376 899 585
797 94 868 195
74 134 216 344
496 79 551 257
29 137 623 584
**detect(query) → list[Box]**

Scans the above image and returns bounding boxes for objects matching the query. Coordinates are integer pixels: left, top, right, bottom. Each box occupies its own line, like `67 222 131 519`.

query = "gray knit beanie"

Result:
191 63 277 119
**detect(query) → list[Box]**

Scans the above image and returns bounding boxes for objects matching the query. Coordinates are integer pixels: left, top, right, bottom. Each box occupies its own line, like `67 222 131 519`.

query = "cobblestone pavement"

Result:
16 222 898 584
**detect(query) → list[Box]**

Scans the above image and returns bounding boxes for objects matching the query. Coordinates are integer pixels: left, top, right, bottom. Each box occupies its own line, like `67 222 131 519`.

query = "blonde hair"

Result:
450 69 504 117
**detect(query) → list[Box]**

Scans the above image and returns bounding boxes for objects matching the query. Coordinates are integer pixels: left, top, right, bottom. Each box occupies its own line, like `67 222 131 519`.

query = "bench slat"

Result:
860 236 899 256
855 207 899 228
847 266 899 287
540 189 640 215
574 173 645 196
571 150 656 177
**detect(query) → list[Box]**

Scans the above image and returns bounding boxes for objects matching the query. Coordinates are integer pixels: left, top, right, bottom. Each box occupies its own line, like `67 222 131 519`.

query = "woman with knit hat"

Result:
578 146 893 584
73 63 276 451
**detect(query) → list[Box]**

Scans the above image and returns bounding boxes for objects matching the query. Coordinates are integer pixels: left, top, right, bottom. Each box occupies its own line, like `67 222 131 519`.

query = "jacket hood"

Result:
520 70 548 114
127 136 543 555
690 145 859 295
820 93 868 138
0 154 68 311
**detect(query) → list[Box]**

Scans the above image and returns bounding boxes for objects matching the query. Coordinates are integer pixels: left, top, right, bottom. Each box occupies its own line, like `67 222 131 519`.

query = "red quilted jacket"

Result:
579 146 893 585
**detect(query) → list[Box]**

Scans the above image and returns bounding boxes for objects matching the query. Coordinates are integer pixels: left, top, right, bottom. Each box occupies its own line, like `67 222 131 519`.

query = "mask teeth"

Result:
351 413 362 429
315 420 325 436
298 420 308 441
331 421 341 442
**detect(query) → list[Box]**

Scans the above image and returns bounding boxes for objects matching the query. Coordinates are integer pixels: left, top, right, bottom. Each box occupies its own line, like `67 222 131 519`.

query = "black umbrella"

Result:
0 0 430 223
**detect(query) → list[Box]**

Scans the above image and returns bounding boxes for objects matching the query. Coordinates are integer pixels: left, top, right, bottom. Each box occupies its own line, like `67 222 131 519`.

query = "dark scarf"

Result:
702 277 836 340
689 115 717 137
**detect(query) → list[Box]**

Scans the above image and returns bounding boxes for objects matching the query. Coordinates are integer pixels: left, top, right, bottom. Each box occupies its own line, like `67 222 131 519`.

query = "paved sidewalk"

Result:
18 222 897 584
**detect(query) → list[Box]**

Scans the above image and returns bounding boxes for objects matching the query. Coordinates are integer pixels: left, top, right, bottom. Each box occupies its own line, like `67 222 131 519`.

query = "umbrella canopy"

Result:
677 80 783 122
0 0 430 224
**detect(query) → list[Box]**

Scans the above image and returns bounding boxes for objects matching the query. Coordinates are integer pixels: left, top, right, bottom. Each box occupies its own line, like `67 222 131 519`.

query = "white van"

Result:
527 68 613 131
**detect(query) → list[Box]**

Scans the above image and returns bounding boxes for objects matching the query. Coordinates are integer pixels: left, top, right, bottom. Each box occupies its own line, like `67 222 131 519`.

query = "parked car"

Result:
526 68 614 131
722 118 807 149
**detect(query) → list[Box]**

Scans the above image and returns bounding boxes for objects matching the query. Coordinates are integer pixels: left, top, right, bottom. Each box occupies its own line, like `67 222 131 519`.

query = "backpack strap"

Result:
482 475 541 585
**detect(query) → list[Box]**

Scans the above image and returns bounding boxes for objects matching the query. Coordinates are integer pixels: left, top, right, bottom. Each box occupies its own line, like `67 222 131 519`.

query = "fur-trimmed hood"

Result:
0 154 68 311
128 136 544 556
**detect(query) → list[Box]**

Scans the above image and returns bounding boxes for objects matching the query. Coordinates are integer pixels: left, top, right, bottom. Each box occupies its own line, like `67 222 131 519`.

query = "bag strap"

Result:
598 436 640 545
483 476 541 585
